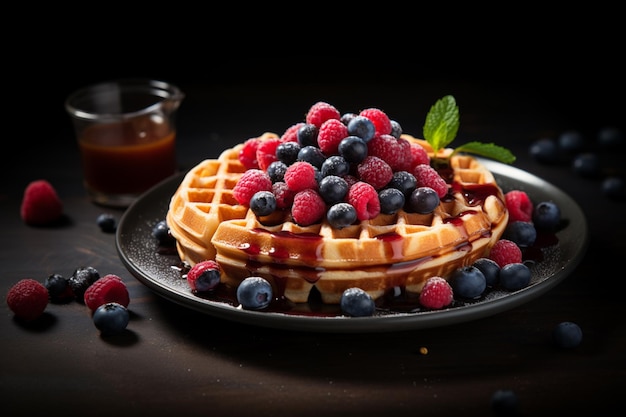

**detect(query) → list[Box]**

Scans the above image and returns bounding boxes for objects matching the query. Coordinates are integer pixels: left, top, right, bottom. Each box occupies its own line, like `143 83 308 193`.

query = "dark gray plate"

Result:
116 159 588 333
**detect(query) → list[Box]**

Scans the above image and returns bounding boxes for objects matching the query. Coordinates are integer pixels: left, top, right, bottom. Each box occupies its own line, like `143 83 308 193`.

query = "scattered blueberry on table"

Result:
93 302 130 336
529 126 625 201
552 321 583 349
96 213 117 233
491 389 519 416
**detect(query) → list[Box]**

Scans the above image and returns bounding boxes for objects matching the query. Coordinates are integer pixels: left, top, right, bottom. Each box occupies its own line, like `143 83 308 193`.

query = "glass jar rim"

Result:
65 78 184 121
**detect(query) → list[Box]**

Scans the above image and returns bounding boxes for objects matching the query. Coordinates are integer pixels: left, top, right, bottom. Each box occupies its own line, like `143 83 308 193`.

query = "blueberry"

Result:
390 120 403 139
408 187 440 214
276 141 301 165
502 221 537 247
597 126 624 148
347 115 376 142
297 123 318 148
96 213 116 233
340 287 376 317
327 203 357 229
532 201 561 231
340 112 357 126
529 138 558 164
321 155 350 177
152 220 176 246
312 166 322 184
473 258 500 288
449 266 486 299
236 277 273 310
378 188 405 214
602 176 626 201
188 261 221 292
69 266 100 300
491 389 518 416
552 321 583 349
266 161 288 183
338 135 368 164
93 302 130 336
558 130 585 154
297 145 326 168
387 171 417 196
319 175 349 205
44 273 73 303
499 263 531 291
249 191 277 217
572 152 601 178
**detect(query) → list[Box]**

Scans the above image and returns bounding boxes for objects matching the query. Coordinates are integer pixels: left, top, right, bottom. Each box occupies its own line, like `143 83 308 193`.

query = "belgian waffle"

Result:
167 134 509 304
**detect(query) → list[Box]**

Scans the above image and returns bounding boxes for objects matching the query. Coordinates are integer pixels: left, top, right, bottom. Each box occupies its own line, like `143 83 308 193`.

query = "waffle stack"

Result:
167 134 509 304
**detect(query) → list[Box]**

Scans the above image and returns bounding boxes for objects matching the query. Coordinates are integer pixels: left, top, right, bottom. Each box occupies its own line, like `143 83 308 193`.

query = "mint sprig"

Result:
423 95 516 164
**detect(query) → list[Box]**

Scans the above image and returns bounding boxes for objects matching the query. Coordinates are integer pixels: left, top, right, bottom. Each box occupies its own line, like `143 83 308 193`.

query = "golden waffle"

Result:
167 134 509 304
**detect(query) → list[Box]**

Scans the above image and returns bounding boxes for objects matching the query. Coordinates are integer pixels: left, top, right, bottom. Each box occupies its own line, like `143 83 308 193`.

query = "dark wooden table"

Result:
2 67 625 417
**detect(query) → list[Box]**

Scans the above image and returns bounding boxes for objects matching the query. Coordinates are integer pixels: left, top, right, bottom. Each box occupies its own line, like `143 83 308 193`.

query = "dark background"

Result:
7 6 625 155
2 9 626 416
8 29 625 190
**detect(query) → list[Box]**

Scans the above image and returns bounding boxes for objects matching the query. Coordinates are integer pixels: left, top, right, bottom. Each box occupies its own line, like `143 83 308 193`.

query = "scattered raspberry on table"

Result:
6 278 49 321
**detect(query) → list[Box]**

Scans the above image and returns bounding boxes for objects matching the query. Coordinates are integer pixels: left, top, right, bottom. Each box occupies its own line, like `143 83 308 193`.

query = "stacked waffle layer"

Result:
167 134 509 304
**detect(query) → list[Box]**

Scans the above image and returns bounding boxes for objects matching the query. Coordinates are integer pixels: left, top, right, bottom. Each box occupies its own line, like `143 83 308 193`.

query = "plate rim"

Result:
116 159 588 333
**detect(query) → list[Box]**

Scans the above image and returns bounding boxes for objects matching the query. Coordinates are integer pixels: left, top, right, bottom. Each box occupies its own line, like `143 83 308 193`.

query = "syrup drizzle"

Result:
169 181 559 317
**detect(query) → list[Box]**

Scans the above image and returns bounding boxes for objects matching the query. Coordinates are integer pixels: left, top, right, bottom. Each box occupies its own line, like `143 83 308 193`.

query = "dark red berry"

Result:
305 101 341 128
232 169 272 206
357 156 393 190
505 190 533 223
6 279 49 321
348 182 380 221
291 189 326 226
488 239 523 268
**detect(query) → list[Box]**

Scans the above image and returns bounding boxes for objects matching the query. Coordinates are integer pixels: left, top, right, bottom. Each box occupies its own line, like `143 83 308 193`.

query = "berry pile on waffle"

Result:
166 100 510 304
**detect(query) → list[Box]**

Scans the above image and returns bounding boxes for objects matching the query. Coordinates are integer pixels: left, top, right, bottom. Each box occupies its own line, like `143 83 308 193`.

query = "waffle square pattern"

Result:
167 135 509 304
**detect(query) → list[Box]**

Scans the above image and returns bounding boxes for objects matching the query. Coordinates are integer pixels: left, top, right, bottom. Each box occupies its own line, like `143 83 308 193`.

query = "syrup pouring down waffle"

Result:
166 133 509 304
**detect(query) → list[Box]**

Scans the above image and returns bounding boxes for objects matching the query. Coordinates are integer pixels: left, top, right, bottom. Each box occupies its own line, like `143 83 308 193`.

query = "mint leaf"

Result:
422 94 516 164
452 142 517 164
423 95 459 154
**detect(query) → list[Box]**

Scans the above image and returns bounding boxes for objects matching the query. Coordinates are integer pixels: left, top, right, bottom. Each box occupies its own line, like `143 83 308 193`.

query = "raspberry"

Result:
272 181 295 209
256 137 281 171
419 276 453 309
232 169 272 206
409 141 430 168
280 122 304 143
238 138 260 170
394 137 414 171
283 161 318 193
505 190 533 222
20 179 63 226
6 278 49 321
359 108 392 135
317 118 348 155
357 156 393 190
343 174 359 188
186 260 221 293
367 134 406 170
84 274 130 312
488 239 523 268
348 181 380 220
291 189 326 226
412 164 448 198
305 101 341 128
